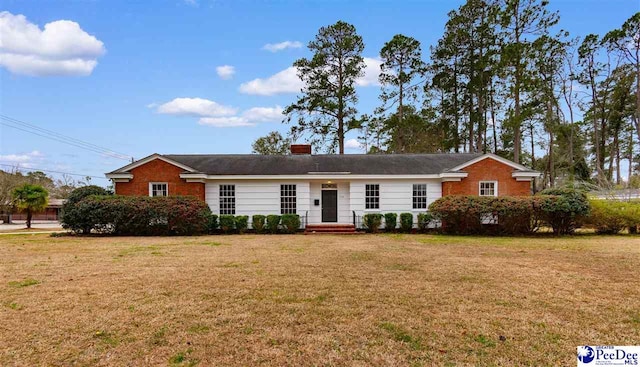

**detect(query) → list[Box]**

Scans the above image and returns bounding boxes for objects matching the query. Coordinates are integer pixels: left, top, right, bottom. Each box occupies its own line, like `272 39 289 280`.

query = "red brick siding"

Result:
442 158 531 196
114 159 205 201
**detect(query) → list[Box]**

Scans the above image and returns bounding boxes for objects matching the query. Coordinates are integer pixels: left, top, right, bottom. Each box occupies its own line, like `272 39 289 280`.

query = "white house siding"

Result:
349 179 442 227
204 179 441 227
205 181 310 228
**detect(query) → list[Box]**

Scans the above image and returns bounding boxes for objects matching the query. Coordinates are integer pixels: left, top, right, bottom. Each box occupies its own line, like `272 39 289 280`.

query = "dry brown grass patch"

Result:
0 233 638 365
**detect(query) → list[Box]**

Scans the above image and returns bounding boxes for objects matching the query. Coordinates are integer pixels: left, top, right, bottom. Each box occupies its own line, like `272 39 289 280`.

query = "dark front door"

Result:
321 190 338 222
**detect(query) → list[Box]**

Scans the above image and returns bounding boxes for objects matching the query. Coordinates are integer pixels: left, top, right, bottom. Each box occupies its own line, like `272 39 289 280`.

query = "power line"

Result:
0 114 134 162
0 163 107 180
1 114 132 160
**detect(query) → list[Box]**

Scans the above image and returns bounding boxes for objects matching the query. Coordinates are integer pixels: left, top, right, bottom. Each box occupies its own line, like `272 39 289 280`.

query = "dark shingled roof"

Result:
154 153 487 175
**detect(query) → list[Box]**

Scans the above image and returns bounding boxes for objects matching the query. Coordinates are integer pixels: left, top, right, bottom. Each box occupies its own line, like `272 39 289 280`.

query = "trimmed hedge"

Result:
235 215 249 234
281 214 301 234
266 215 281 234
428 189 591 235
64 195 211 235
585 199 640 234
363 213 383 233
207 214 219 234
538 188 590 235
219 215 235 234
384 213 397 231
252 215 266 233
400 213 413 232
417 212 434 232
61 185 111 234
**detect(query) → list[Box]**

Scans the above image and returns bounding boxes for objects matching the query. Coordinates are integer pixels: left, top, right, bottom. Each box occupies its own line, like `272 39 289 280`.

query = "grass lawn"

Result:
1 234 639 366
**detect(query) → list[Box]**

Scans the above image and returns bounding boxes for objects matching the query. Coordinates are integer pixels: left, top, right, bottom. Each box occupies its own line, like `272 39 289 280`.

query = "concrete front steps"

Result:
304 224 360 235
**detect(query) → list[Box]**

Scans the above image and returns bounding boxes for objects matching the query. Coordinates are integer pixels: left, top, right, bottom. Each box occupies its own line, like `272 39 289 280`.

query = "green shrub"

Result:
235 215 249 234
417 212 433 232
363 213 383 233
61 185 111 234
266 215 281 234
384 213 397 231
207 214 219 234
219 215 235 234
429 196 488 235
429 195 537 235
281 214 301 234
586 199 640 234
252 215 266 233
66 195 211 235
399 213 414 232
537 187 590 235
623 201 640 233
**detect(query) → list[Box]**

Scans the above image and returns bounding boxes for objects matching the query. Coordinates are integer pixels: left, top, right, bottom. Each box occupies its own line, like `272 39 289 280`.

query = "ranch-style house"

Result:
106 145 540 228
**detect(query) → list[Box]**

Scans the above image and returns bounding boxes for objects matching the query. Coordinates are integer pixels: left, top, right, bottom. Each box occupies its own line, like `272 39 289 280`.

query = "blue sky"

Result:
0 0 636 185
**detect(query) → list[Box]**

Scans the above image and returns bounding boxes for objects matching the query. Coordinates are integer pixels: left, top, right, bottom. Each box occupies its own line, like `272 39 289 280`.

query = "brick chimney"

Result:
290 144 312 155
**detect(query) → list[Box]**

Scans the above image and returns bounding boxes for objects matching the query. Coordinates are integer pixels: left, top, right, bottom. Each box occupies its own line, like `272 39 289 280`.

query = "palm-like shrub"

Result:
12 184 48 229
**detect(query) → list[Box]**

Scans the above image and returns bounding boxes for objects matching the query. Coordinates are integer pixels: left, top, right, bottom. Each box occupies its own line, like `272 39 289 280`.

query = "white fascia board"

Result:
180 173 453 180
439 172 468 179
512 171 541 181
180 173 207 180
110 153 198 174
449 153 531 172
105 173 133 181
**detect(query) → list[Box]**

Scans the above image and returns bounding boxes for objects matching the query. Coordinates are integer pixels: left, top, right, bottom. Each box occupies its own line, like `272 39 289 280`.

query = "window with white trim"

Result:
280 184 297 214
365 184 380 209
219 185 236 215
413 184 427 209
150 183 168 197
479 181 497 197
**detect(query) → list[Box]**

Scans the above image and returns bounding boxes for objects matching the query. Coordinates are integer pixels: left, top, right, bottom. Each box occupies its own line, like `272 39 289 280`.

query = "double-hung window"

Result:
220 185 236 215
150 183 168 197
365 184 380 210
479 181 497 197
479 181 498 224
280 184 297 214
412 184 427 209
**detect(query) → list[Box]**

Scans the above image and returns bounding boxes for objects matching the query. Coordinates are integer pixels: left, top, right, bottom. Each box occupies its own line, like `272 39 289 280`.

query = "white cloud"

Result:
183 0 198 6
262 41 303 52
239 57 381 96
155 97 237 117
356 57 382 87
216 65 235 80
198 117 255 127
241 105 284 122
345 139 363 150
0 11 105 76
0 150 43 168
199 105 284 127
239 66 302 96
155 97 283 128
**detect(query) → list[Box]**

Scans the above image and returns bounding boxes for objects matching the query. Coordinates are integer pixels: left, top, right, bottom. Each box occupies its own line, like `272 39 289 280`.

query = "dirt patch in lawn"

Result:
1 234 638 366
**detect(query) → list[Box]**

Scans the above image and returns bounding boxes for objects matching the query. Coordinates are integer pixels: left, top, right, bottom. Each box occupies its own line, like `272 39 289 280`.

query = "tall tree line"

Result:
255 4 638 188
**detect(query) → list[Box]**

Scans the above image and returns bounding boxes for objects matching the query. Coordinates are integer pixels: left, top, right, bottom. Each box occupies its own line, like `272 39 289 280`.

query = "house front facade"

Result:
106 145 539 227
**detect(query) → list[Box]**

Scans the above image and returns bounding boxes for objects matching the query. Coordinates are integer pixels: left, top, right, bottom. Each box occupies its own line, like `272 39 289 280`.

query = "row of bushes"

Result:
426 188 591 235
61 189 303 235
584 199 640 234
62 195 212 235
61 186 640 236
208 214 301 234
362 212 434 233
